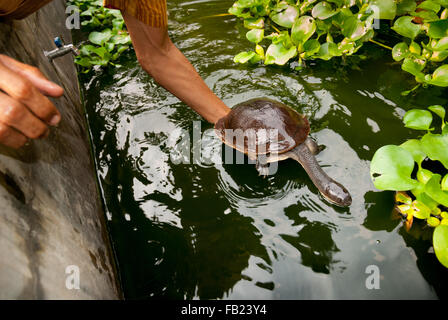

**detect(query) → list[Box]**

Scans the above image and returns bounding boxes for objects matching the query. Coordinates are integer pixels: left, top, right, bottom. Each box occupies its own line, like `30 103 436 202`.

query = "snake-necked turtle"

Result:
215 98 352 207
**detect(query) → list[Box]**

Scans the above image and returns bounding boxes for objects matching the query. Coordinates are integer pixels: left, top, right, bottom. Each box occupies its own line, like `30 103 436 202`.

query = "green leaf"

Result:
417 168 434 183
392 42 410 61
433 37 448 51
312 2 338 20
370 145 419 191
402 57 426 77
421 132 448 168
425 174 448 206
442 174 448 190
428 217 441 227
244 18 265 29
303 39 321 57
291 16 316 45
412 200 432 219
370 0 397 20
246 29 264 43
430 50 448 62
89 29 113 45
341 16 367 41
418 0 442 12
270 3 299 28
433 225 448 268
391 16 421 39
428 19 448 39
428 105 446 121
265 42 297 65
316 42 341 60
430 64 448 86
400 139 427 165
397 0 417 15
403 109 433 130
234 51 256 63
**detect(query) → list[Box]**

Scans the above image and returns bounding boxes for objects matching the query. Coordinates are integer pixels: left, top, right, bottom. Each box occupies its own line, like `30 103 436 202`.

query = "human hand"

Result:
0 54 63 149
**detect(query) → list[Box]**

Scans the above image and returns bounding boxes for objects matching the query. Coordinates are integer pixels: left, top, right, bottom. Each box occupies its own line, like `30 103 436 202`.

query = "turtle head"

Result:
323 181 352 207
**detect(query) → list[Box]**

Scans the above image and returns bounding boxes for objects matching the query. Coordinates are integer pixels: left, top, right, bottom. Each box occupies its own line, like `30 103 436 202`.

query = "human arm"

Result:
122 12 231 124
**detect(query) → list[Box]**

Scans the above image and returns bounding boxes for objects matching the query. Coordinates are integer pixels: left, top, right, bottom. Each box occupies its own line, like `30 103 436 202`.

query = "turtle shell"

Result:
215 98 310 155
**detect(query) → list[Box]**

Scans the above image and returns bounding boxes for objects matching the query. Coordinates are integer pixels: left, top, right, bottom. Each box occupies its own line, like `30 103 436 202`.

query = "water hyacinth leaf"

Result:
396 0 417 15
430 50 448 62
244 17 265 29
428 105 446 122
400 139 427 164
255 44 265 58
370 0 397 20
392 16 421 39
421 133 448 168
246 29 264 43
395 191 412 204
416 190 439 209
291 16 316 45
89 29 113 45
403 109 433 130
316 42 340 60
425 174 448 206
428 19 448 39
430 64 448 86
433 37 448 51
303 39 321 57
442 174 448 190
392 42 410 61
234 51 256 63
401 57 426 76
265 42 297 65
418 0 442 12
370 145 419 191
433 0 448 7
409 41 422 55
412 200 432 219
341 16 366 40
433 225 448 268
428 217 441 227
312 2 338 20
417 168 434 183
270 3 299 28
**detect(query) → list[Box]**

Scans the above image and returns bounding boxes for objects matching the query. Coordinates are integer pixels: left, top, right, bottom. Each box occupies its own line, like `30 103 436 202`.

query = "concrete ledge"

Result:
0 0 121 299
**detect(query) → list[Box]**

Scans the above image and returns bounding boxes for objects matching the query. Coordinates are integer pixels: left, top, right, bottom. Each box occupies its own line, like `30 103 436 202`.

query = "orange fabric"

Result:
103 0 167 27
0 0 53 20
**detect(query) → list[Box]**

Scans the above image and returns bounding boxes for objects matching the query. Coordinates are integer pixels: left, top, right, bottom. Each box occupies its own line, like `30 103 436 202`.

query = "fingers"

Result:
0 58 61 126
0 122 28 149
0 91 50 141
0 54 64 97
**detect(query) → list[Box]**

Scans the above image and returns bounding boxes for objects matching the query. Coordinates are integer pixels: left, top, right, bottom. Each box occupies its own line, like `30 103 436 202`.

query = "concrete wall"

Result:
0 0 121 299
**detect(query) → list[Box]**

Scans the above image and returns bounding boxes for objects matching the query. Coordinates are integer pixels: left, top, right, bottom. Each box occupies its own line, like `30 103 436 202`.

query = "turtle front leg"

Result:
256 157 270 177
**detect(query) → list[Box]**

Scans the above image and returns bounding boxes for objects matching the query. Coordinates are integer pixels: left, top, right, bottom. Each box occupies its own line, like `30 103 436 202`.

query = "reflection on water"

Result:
79 0 448 299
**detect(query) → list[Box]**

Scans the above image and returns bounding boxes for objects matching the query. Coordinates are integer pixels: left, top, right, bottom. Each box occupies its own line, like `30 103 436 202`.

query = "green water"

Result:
79 0 448 299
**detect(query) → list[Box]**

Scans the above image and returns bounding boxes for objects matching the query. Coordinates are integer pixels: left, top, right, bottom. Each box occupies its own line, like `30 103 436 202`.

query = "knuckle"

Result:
2 103 24 123
0 124 11 141
28 124 48 139
15 81 33 100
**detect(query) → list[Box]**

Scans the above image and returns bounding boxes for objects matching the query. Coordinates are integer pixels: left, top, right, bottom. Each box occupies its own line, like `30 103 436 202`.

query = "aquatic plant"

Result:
370 105 448 268
229 0 448 91
68 0 132 72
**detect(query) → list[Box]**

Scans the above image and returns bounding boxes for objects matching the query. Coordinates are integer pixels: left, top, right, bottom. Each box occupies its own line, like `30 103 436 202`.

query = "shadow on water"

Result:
78 0 448 299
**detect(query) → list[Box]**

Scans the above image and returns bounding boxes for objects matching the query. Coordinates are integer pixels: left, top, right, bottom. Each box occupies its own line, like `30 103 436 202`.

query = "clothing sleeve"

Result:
103 0 167 28
0 0 53 20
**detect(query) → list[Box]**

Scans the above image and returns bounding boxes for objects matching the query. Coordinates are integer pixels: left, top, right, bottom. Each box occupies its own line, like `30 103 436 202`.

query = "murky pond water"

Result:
79 0 448 299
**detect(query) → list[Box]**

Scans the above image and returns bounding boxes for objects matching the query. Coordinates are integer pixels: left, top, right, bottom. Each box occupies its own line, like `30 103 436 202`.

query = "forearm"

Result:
122 12 230 124
141 41 230 124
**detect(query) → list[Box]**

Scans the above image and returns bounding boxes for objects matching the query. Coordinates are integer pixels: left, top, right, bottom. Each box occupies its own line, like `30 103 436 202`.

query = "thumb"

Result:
0 54 64 97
